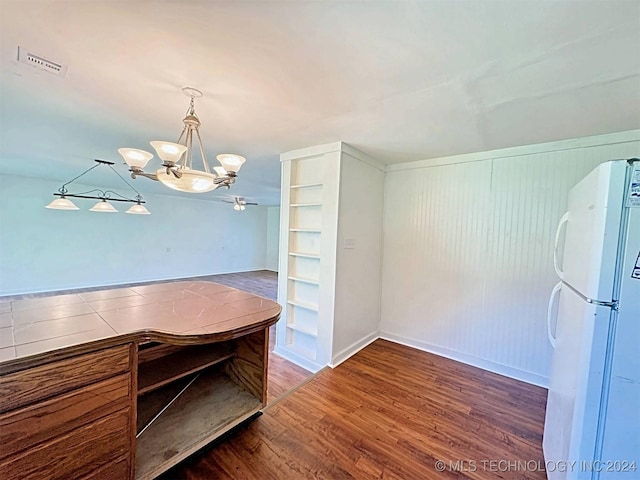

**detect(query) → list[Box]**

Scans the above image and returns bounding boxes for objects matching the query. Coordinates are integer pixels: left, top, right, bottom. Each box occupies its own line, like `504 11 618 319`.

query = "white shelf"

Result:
287 276 319 285
285 323 318 338
289 228 321 233
290 203 322 207
287 299 319 312
288 252 320 259
290 183 323 189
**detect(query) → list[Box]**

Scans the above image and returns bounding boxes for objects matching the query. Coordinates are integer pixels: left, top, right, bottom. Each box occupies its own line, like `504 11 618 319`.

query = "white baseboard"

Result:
274 331 549 388
330 331 379 368
379 331 549 388
272 346 324 373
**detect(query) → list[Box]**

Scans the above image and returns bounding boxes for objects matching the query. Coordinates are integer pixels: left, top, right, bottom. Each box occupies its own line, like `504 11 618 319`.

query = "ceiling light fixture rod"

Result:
46 159 150 214
52 192 146 204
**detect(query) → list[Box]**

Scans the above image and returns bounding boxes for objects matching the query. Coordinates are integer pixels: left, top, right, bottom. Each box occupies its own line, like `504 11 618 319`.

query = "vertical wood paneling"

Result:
381 160 492 350
381 140 639 383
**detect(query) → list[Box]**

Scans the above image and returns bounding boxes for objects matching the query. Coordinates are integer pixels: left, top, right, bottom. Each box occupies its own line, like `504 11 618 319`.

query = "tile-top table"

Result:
0 281 282 480
0 280 281 362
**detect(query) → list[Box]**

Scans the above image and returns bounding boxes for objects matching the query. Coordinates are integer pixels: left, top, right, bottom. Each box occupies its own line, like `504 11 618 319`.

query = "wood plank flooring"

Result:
165 339 548 480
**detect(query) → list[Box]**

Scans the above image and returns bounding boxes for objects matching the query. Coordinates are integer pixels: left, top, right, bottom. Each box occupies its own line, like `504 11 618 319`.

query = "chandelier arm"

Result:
131 170 159 181
194 128 210 173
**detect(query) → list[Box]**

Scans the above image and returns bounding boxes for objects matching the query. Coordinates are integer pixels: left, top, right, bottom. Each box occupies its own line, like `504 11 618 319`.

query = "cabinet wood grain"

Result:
0 409 130 480
0 373 131 461
80 455 131 480
225 328 268 402
0 344 130 414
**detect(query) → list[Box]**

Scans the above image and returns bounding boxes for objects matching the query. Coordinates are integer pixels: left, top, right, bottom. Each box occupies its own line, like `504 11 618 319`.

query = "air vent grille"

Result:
17 46 68 77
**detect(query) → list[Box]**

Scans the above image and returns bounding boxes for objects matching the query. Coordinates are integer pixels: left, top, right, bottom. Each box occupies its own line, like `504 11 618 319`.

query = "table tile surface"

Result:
0 281 281 363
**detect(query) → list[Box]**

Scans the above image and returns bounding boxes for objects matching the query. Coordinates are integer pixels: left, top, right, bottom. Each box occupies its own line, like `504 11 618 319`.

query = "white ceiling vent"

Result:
17 46 68 77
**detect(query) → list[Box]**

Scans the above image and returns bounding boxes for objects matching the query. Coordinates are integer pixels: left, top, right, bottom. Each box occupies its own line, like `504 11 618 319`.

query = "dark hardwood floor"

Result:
165 339 548 480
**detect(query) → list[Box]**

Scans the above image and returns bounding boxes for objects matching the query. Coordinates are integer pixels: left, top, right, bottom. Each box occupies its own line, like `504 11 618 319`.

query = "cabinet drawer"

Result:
0 344 131 413
0 408 130 480
80 455 131 480
0 373 131 461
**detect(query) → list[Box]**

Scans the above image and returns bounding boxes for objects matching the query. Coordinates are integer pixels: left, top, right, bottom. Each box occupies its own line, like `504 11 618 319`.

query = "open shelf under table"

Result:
135 367 261 480
137 343 235 395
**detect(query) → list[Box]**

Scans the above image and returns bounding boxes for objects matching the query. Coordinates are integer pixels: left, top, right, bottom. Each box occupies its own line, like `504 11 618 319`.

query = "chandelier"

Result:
45 159 150 214
118 87 246 194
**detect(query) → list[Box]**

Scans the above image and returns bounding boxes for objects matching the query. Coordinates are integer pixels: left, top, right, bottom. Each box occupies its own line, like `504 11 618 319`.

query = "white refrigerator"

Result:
543 159 640 479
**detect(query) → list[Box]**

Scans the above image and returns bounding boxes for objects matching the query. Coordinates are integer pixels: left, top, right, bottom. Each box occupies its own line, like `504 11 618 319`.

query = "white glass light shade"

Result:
213 166 227 177
118 148 153 169
234 204 241 211
126 203 151 215
46 197 79 210
216 154 246 174
155 167 218 193
150 141 188 164
89 200 118 212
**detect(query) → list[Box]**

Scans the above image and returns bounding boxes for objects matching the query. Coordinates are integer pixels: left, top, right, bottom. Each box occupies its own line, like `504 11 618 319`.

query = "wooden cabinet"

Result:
0 281 280 479
0 345 135 480
0 344 131 413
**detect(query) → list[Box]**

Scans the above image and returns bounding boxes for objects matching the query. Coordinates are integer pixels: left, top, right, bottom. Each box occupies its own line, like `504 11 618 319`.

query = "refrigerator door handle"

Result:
553 212 569 279
547 281 562 348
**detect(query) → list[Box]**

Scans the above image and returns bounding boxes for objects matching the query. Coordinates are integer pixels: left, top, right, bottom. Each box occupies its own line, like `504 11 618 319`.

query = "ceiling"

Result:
1 1 639 206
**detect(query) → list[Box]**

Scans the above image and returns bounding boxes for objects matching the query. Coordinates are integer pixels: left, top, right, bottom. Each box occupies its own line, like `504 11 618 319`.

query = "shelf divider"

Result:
287 299 319 312
287 276 320 285
137 344 235 396
288 252 320 259
285 323 318 338
290 183 323 189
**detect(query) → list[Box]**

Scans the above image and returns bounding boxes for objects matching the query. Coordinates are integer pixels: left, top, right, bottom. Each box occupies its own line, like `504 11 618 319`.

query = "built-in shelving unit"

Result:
277 158 325 369
277 142 385 373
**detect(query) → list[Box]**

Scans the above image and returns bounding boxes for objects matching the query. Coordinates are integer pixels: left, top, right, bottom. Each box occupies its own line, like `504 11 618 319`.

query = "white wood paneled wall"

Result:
380 138 639 386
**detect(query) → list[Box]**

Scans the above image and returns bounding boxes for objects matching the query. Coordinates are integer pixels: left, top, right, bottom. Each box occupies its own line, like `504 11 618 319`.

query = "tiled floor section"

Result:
0 270 279 302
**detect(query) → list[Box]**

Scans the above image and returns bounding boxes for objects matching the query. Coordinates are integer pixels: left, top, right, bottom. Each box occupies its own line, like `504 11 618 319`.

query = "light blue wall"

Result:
0 174 269 295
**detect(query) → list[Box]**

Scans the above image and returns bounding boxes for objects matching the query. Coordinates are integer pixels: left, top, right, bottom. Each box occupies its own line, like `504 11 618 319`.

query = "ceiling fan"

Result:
222 196 258 211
